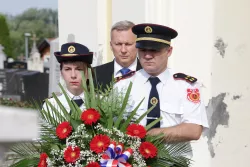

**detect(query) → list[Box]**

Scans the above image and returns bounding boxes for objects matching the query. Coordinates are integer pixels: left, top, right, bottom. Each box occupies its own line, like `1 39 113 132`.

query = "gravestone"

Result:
4 61 27 70
27 52 44 73
2 69 48 103
22 72 49 103
4 69 25 101
30 34 39 56
0 45 6 69
27 34 44 73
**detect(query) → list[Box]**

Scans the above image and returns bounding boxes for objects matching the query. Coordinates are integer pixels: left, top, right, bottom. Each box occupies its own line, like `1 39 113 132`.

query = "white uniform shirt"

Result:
115 68 208 158
43 88 85 115
114 58 138 78
115 68 209 128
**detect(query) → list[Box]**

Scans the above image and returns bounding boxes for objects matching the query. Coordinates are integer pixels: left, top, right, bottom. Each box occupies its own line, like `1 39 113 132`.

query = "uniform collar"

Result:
141 68 171 85
65 88 84 100
114 58 137 76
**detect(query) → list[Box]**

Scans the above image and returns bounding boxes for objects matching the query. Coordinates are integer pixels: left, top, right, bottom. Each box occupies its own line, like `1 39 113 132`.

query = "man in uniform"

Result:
117 23 208 145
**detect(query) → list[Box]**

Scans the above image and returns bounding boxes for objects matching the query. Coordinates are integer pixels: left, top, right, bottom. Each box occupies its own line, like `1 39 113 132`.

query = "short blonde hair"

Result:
111 20 135 32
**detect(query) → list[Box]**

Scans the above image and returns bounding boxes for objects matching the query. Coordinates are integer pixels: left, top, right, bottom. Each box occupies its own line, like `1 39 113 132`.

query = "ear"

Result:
60 71 65 80
167 46 173 57
110 41 113 52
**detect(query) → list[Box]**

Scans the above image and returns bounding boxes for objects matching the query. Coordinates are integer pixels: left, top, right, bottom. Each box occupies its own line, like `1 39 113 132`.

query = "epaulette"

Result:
43 92 62 103
115 71 136 83
48 92 62 99
173 73 197 84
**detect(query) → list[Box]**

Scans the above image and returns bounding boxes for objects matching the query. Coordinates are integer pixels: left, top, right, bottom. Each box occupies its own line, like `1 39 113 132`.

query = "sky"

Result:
0 0 58 15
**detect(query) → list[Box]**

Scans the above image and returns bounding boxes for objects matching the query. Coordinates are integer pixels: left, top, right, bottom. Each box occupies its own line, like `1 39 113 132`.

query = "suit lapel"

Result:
136 58 142 71
101 60 140 86
105 60 115 85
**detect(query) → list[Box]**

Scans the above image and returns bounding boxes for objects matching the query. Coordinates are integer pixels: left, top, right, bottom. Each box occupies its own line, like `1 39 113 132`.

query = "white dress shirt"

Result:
115 68 209 158
114 58 138 78
43 88 85 116
123 68 209 129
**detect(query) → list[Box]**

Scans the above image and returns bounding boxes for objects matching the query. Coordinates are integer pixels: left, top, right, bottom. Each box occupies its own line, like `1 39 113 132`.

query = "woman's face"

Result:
61 61 88 95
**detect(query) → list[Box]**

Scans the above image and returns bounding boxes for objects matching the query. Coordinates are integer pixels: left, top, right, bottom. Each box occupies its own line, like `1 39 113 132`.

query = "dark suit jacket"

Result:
93 59 142 91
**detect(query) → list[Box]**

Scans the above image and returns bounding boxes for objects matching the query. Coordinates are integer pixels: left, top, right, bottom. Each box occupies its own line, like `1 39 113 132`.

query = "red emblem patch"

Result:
187 88 200 103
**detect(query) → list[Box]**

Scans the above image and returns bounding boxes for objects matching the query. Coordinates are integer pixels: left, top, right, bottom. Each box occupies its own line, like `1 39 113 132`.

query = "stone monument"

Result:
27 34 44 73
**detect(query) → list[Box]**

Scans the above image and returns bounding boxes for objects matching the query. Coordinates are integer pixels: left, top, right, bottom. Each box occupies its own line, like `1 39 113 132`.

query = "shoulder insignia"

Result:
47 92 62 99
54 92 62 96
173 73 197 84
187 88 200 103
115 71 136 83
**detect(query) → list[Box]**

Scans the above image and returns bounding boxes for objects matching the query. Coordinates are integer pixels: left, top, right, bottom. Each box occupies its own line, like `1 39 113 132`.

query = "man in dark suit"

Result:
94 20 142 90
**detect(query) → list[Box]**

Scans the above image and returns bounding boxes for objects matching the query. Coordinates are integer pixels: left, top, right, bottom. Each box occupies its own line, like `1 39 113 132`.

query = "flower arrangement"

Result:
9 70 191 167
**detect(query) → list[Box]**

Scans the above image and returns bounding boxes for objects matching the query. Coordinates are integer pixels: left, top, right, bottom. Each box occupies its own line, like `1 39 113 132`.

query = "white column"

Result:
112 0 145 24
144 0 175 67
48 38 60 95
171 1 214 166
96 0 106 65
145 0 172 24
98 0 113 64
58 0 98 66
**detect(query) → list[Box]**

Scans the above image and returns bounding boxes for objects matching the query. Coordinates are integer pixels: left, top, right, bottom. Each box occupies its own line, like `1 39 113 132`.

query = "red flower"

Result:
126 124 146 138
139 142 157 159
86 162 100 167
56 122 72 139
90 134 110 153
38 153 48 167
81 108 100 125
64 146 80 163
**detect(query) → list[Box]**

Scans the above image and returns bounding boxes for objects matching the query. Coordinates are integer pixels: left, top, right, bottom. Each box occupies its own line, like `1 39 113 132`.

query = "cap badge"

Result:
68 46 75 53
145 26 153 33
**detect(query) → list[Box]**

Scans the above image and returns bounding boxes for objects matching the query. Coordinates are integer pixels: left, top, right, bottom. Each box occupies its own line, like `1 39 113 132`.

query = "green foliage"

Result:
5 8 58 59
7 70 191 167
0 14 12 57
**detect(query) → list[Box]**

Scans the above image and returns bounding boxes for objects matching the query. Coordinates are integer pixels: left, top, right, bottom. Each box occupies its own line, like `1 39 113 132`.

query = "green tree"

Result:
6 8 58 60
0 14 12 58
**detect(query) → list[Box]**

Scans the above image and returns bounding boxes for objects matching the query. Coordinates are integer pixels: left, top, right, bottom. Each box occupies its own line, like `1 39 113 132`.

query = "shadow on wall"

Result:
203 93 229 158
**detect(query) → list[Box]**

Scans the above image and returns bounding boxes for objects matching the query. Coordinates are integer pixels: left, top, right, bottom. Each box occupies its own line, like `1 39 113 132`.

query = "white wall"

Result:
171 0 250 166
211 0 250 166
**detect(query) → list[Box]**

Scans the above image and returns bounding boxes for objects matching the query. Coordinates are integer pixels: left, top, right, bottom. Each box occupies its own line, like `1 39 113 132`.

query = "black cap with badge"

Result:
132 23 178 51
54 42 93 64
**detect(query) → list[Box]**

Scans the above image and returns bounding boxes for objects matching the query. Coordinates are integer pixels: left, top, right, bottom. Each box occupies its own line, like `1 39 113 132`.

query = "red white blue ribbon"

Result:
100 142 133 167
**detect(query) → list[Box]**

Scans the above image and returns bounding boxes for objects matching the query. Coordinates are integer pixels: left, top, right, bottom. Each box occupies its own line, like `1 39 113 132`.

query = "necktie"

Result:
120 68 131 76
146 77 161 129
73 99 84 107
70 98 84 115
